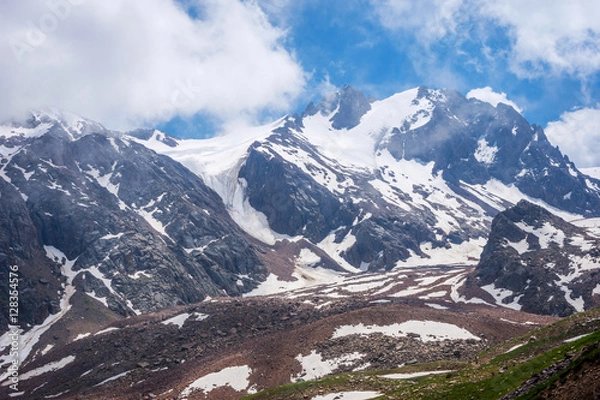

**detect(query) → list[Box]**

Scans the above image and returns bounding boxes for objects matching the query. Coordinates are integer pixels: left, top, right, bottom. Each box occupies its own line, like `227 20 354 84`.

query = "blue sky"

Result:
1 0 600 166
166 0 600 167
255 0 600 125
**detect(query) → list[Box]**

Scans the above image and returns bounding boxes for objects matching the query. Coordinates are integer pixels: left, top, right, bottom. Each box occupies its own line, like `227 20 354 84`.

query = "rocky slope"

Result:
0 293 557 400
237 307 600 400
472 200 600 316
0 110 267 332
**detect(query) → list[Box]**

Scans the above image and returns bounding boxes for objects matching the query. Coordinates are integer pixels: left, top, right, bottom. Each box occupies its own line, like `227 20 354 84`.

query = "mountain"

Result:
1 86 600 399
0 111 268 335
4 85 599 332
145 85 600 276
471 200 600 316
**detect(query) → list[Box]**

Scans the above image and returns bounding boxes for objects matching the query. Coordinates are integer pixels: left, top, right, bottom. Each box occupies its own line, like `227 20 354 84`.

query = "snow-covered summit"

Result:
0 108 112 145
137 85 600 275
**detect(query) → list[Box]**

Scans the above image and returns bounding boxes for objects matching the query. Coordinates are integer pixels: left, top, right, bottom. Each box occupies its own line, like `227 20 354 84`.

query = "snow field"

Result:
179 365 255 398
331 320 480 342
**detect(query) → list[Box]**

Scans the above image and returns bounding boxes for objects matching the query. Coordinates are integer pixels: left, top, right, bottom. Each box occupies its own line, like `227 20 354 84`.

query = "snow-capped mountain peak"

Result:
141 85 600 276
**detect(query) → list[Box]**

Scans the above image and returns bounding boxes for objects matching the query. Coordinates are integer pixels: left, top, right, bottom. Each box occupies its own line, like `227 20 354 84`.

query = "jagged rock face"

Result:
302 84 372 130
239 145 356 243
329 85 372 129
0 178 64 329
0 117 267 329
475 200 600 316
386 88 600 216
239 86 600 269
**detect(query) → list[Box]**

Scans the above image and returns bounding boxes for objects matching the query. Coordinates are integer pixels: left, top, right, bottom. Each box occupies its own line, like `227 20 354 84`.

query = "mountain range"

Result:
1 85 600 399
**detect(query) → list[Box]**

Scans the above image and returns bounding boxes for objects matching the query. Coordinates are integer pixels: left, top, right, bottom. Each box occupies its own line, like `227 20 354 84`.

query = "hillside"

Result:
241 308 600 400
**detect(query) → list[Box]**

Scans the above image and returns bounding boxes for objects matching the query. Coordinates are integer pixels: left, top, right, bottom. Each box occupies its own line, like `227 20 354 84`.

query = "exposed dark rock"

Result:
0 119 267 332
475 200 600 316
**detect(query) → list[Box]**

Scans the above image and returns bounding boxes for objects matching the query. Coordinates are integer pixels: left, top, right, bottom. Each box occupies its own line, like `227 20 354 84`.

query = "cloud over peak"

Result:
0 0 306 130
466 86 523 113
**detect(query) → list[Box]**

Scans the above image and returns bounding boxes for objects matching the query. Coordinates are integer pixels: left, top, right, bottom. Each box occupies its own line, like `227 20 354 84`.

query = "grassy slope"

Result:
242 308 600 400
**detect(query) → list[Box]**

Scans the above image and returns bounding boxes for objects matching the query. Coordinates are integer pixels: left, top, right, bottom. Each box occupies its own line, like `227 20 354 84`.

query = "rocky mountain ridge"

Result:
147 85 600 275
473 200 600 316
0 112 268 332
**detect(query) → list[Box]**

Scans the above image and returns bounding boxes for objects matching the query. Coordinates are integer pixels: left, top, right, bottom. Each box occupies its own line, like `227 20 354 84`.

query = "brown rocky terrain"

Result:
4 293 557 400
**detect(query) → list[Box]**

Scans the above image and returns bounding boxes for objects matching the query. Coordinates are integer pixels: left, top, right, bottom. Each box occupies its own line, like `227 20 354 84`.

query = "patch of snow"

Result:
571 218 600 237
564 333 593 343
370 299 391 304
100 232 124 240
94 327 119 336
126 299 143 316
555 275 585 313
568 235 596 251
474 138 498 165
0 247 78 368
341 279 395 294
447 274 490 306
317 230 361 273
425 303 449 310
506 237 530 254
20 355 75 380
94 370 133 386
397 238 487 267
419 291 447 299
43 390 69 398
0 122 53 139
480 283 522 311
299 87 436 170
40 344 54 356
245 267 345 297
331 320 480 342
128 270 152 280
85 166 127 210
230 179 299 245
180 365 252 398
86 265 117 298
461 179 581 221
73 333 91 341
297 248 322 267
380 370 453 380
505 343 526 353
293 350 365 381
136 206 168 237
161 312 207 329
311 391 381 400
515 221 566 249
85 291 109 307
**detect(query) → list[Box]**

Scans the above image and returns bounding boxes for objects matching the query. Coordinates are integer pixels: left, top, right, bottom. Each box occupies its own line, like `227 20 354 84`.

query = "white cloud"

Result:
466 86 523 113
479 0 600 78
0 0 306 130
370 0 600 79
545 106 600 168
370 0 465 41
